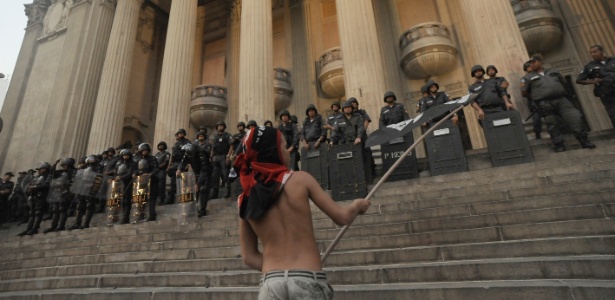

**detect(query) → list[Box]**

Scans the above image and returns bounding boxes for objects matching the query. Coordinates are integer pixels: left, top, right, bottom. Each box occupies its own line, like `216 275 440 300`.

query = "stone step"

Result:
1 279 614 300
1 256 613 293
2 234 613 281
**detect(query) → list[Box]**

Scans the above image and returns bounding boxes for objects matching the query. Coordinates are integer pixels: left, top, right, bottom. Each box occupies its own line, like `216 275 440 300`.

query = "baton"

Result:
320 104 467 264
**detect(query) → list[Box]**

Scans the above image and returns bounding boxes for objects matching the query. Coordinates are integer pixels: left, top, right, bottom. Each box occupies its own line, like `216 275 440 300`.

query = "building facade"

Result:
0 0 613 173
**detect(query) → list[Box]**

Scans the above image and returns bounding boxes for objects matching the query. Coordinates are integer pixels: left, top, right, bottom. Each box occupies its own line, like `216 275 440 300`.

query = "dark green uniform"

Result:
577 56 615 127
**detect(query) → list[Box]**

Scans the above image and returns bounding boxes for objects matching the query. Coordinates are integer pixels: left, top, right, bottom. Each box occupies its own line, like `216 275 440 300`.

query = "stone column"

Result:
153 0 197 145
335 0 387 131
288 0 316 115
87 0 144 154
239 0 274 123
193 6 206 87
449 0 529 149
0 1 48 171
226 0 241 126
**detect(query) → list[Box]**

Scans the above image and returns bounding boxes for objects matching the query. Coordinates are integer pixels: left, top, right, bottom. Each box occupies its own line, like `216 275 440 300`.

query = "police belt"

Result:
534 95 565 102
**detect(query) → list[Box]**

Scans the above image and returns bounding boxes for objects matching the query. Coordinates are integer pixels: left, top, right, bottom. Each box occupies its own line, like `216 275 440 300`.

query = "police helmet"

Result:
342 100 354 110
486 65 498 74
79 156 87 164
181 143 196 155
157 141 167 150
348 97 358 105
37 161 52 170
106 147 116 154
237 121 246 129
523 61 532 72
425 80 439 91
60 158 73 167
305 104 318 116
420 84 429 94
470 65 485 77
216 121 226 129
138 143 151 152
279 110 291 120
120 149 132 158
331 101 341 110
264 120 273 127
247 120 258 128
175 128 187 136
85 156 98 165
383 91 397 102
291 115 298 124
196 130 207 139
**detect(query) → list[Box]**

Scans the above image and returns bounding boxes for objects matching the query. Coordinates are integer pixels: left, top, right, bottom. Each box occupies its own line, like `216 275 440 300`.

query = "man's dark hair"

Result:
590 44 604 52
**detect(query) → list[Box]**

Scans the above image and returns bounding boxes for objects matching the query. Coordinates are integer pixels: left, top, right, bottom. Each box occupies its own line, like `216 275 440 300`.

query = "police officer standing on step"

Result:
154 142 170 205
331 100 365 146
194 130 212 216
232 122 247 154
168 129 191 204
523 61 543 139
469 65 514 123
380 91 410 129
278 110 300 170
114 150 138 224
348 97 375 180
576 45 615 127
521 56 596 152
43 158 75 233
302 104 327 150
136 143 159 221
418 80 457 127
486 65 513 111
0 172 15 225
69 156 104 230
211 121 234 198
246 120 258 131
18 162 52 236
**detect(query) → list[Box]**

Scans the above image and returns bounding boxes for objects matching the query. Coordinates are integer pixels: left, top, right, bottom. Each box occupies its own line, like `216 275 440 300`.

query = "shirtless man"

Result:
235 126 370 300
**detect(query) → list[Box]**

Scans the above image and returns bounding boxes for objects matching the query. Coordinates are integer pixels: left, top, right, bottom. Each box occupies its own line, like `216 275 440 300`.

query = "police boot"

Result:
83 210 93 229
554 143 566 153
535 132 542 140
57 211 68 231
25 228 38 236
43 227 56 234
17 228 31 237
578 138 596 149
68 223 82 230
224 186 231 198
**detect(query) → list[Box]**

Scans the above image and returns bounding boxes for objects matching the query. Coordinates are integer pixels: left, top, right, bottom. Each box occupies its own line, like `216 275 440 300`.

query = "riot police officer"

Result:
43 158 75 233
331 100 365 146
521 56 596 152
211 121 234 198
18 162 52 236
416 84 429 113
302 104 327 150
137 143 159 221
326 101 342 133
68 156 104 230
264 120 274 127
278 110 300 170
155 141 170 205
167 128 191 204
103 147 119 177
0 172 15 225
486 65 512 111
348 97 375 181
523 61 543 139
194 131 212 216
417 80 456 127
114 150 138 224
380 91 410 128
576 45 615 127
232 122 247 155
469 65 514 122
246 120 258 131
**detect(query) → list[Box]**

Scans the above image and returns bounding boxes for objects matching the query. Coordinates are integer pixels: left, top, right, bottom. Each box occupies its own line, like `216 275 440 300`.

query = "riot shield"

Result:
300 143 329 190
176 171 197 225
21 173 34 194
424 120 468 176
105 180 124 226
46 172 70 203
70 169 109 199
328 144 367 201
131 174 150 223
483 110 534 167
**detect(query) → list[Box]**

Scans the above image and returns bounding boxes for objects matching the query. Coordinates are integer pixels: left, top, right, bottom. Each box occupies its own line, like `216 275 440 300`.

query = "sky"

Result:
0 0 30 109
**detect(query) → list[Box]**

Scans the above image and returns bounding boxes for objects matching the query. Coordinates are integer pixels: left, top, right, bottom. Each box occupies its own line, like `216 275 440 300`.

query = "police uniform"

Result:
577 56 615 127
211 130 233 198
194 138 212 216
136 150 159 221
302 105 327 144
379 103 409 129
168 136 191 204
332 112 365 145
0 177 14 224
18 164 51 236
469 78 507 115
521 67 594 150
154 143 170 204
10 174 28 223
278 116 300 170
114 156 138 224
44 161 75 233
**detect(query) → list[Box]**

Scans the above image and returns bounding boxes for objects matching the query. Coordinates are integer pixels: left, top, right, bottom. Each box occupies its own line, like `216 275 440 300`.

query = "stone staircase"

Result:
0 132 614 299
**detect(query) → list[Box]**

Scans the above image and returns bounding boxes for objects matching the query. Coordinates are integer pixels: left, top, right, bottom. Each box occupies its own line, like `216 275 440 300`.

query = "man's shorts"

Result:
258 270 333 300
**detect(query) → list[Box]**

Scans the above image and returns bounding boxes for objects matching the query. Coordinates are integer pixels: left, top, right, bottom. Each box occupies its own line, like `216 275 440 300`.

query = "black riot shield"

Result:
131 174 150 223
70 169 108 199
176 172 197 225
424 120 469 176
483 110 534 167
380 133 419 182
300 143 329 190
21 173 34 193
46 172 70 203
106 180 124 226
328 144 367 201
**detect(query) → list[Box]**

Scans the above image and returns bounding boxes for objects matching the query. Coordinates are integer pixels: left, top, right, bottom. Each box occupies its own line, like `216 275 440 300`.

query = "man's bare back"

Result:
239 170 369 272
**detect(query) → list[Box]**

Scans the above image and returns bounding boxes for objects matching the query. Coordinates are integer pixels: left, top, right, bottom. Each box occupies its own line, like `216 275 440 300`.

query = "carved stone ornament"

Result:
136 15 156 53
42 0 72 36
24 0 51 26
230 0 241 23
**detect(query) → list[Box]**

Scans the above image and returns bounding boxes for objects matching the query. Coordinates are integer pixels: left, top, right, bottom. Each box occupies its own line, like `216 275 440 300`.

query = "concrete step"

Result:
2 234 613 281
1 279 614 300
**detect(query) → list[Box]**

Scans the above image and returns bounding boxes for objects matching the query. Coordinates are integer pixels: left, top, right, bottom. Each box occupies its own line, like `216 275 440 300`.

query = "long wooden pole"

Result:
320 104 466 264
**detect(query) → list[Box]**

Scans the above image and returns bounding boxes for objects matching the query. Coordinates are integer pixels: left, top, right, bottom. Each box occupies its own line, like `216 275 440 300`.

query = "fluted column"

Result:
226 0 241 126
450 0 529 149
289 0 315 115
87 0 144 154
153 0 197 144
193 6 206 87
0 1 48 171
335 0 387 131
239 0 274 123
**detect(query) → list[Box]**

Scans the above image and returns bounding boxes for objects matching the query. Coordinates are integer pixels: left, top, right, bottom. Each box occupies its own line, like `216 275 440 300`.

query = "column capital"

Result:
24 0 50 27
230 0 241 24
